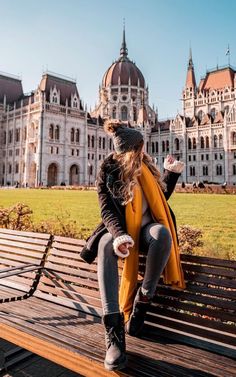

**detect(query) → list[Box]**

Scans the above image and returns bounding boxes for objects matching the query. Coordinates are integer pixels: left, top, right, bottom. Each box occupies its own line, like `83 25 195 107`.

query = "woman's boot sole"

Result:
104 356 128 371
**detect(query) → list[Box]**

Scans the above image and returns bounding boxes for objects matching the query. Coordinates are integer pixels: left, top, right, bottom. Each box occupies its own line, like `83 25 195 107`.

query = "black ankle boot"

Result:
126 287 152 337
103 312 127 371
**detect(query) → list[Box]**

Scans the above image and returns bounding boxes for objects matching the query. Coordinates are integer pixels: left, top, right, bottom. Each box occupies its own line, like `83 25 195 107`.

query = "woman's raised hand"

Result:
165 154 175 164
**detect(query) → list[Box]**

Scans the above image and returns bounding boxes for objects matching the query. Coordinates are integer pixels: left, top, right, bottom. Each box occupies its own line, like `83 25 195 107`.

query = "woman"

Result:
80 120 186 371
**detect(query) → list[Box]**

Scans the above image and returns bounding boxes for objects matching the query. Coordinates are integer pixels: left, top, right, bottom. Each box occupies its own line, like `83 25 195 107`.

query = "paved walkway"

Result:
0 339 82 377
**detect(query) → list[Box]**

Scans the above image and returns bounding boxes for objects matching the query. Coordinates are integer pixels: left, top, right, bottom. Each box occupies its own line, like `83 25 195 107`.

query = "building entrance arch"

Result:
47 163 58 186
69 164 79 185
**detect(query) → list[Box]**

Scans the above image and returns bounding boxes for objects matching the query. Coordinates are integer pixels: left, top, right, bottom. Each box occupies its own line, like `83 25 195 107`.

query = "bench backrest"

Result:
140 253 236 352
35 236 102 316
0 228 51 293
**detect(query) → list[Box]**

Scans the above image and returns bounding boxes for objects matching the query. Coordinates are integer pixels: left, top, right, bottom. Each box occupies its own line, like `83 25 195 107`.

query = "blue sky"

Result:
1 0 236 118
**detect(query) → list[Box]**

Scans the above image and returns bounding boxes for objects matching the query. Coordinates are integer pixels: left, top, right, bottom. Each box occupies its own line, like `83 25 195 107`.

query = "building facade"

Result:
0 34 236 187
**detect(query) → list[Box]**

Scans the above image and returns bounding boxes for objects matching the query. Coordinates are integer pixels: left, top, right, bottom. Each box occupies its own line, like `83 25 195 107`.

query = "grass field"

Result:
0 188 235 259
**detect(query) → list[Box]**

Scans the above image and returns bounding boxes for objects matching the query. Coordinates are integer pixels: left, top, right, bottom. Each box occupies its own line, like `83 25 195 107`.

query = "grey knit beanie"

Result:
112 125 144 154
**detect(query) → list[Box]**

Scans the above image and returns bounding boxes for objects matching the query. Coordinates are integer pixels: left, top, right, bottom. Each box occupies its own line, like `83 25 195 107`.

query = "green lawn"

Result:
0 189 235 259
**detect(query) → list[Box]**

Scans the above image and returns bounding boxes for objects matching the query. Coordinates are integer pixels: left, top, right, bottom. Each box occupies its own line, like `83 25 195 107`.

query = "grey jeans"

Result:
97 223 172 314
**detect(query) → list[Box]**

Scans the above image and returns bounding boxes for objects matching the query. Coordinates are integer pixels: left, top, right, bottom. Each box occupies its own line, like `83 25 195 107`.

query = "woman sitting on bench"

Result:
81 120 186 371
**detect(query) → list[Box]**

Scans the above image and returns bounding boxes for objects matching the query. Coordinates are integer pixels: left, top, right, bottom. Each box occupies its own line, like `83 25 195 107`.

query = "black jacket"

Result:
80 153 181 264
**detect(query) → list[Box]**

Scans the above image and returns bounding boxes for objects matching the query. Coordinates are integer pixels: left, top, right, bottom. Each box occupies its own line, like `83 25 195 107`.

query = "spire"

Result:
185 47 196 89
120 20 128 59
188 47 193 69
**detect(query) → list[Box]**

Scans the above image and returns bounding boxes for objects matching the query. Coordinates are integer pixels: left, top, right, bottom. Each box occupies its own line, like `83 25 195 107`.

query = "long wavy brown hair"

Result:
104 119 166 205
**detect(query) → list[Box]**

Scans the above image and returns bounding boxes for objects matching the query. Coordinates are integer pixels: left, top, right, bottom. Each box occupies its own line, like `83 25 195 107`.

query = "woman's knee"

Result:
150 224 172 247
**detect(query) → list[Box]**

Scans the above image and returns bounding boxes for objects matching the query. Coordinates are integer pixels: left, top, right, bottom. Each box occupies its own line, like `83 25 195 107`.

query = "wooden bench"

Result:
0 231 236 376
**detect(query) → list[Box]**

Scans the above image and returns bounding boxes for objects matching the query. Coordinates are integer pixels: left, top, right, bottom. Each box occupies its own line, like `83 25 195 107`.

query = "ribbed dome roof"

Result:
102 29 145 88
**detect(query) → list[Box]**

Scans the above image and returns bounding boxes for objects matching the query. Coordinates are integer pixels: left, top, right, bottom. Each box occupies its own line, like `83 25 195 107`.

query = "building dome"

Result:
102 29 145 88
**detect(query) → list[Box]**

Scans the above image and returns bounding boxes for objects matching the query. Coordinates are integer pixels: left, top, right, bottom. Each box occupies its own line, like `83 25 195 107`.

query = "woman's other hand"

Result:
118 242 132 255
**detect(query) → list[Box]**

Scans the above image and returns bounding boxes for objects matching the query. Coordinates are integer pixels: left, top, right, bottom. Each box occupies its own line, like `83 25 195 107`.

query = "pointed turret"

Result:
137 92 148 125
185 47 196 89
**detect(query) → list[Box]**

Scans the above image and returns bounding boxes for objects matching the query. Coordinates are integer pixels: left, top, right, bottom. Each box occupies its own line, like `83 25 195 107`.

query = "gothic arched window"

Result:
233 164 236 175
214 135 218 148
112 107 116 119
155 141 158 153
152 142 155 153
216 165 222 175
71 128 75 143
76 129 80 143
49 124 54 140
203 165 208 176
198 110 204 121
91 135 95 148
174 138 180 151
188 138 192 150
210 108 216 120
232 132 236 145
162 141 165 152
121 106 128 121
200 136 204 149
55 125 60 141
205 136 209 148
192 137 197 149
219 134 223 148
224 105 229 114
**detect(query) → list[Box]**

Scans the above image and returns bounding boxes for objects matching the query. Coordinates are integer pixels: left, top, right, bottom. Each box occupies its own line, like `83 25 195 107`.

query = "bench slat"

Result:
184 271 236 289
180 254 236 269
152 296 236 322
0 256 41 266
39 270 99 289
35 291 102 316
173 281 236 300
0 239 46 252
37 283 102 308
0 228 50 239
147 304 236 335
181 262 236 278
44 262 98 280
145 313 236 347
51 243 83 253
46 255 97 271
53 236 86 245
39 276 100 298
0 245 44 259
0 233 50 246
156 287 236 310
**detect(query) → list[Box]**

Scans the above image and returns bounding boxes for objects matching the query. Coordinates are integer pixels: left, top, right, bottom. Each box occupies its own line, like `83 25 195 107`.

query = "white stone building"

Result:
164 49 236 185
0 32 236 187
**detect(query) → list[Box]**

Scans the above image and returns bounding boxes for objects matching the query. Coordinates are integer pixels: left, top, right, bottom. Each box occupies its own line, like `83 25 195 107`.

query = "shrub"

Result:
178 225 203 254
0 203 33 230
0 203 90 239
33 210 90 239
